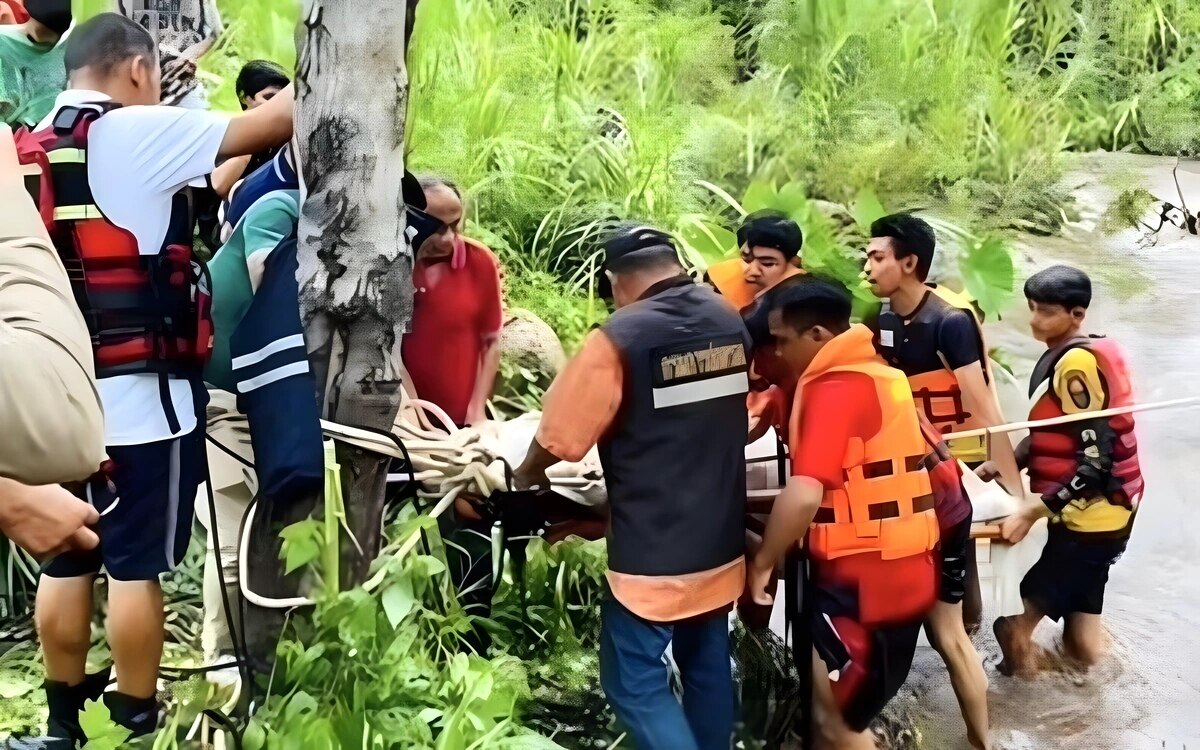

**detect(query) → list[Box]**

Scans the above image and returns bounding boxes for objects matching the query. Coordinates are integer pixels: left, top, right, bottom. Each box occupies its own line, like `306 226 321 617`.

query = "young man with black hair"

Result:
0 0 70 126
747 280 944 750
27 13 294 741
211 59 293 199
994 265 1143 677
515 224 750 750
864 212 993 747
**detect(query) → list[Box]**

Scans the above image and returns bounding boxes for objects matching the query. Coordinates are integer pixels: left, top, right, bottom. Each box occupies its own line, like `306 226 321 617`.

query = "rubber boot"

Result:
103 692 159 738
44 668 111 747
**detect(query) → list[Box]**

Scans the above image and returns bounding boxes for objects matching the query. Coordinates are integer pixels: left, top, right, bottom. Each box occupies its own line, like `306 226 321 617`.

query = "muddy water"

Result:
907 154 1200 750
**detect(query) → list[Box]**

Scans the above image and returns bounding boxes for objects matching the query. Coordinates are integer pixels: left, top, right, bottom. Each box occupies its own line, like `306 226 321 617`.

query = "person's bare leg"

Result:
926 601 990 749
107 579 164 698
35 576 95 685
1063 613 1108 667
993 601 1043 678
810 647 876 750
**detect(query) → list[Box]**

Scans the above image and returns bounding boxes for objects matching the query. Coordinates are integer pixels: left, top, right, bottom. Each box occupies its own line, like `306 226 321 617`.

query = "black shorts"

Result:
813 613 922 732
1020 530 1127 622
43 427 207 582
937 516 974 604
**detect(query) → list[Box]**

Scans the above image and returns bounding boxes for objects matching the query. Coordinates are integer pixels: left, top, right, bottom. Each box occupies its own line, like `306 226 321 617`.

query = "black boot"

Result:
102 691 159 738
43 668 111 747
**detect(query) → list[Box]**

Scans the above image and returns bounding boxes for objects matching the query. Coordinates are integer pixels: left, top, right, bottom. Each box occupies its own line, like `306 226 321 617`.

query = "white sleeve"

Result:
92 106 231 195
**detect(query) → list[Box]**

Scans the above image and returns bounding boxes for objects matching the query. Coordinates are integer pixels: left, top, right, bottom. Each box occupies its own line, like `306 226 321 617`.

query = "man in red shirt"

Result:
747 281 942 749
401 177 503 426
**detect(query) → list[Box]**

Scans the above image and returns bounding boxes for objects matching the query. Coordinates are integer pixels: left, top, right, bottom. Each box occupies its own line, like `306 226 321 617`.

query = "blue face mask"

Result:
405 204 446 254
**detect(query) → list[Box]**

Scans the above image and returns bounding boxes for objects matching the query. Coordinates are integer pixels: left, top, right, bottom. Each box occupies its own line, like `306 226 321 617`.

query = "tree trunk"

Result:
242 0 412 668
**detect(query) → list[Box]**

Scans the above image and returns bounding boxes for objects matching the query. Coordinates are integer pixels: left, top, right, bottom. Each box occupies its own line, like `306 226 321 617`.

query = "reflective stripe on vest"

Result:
798 358 940 562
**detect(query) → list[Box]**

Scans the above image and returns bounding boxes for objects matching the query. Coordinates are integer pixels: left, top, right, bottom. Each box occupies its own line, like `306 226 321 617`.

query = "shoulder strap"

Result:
1028 335 1092 397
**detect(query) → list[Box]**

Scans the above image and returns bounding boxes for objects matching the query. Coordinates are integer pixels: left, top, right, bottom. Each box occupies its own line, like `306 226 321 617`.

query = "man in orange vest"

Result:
994 266 1143 677
747 280 941 750
863 213 993 747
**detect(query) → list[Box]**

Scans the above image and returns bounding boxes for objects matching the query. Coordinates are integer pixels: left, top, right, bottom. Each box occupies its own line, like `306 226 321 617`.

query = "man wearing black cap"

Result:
515 224 751 750
0 0 70 126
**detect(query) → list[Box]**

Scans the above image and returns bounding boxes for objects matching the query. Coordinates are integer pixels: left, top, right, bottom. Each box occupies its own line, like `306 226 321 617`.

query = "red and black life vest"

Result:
1027 335 1144 510
15 103 212 381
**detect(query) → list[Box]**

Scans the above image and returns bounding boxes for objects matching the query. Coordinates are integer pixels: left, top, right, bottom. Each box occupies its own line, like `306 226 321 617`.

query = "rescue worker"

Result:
210 59 292 199
738 210 806 441
994 265 1143 676
22 13 294 741
863 213 992 747
747 280 942 750
514 224 750 750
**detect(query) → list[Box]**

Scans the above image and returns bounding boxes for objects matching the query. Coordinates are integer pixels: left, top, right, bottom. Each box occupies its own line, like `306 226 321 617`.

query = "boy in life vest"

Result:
994 265 1143 676
747 280 941 750
24 14 294 742
863 213 992 747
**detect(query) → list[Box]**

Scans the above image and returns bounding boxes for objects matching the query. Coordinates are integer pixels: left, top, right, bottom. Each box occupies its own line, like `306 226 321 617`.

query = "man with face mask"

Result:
20 13 294 741
0 0 70 127
514 224 750 750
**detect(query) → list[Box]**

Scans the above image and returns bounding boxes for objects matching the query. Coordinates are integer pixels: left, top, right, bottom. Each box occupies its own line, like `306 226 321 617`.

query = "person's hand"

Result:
974 461 999 482
0 480 100 560
999 505 1038 544
513 468 550 493
162 56 197 84
747 554 776 606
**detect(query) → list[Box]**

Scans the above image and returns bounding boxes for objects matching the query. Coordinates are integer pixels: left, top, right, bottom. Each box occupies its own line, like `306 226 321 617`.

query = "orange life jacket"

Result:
1027 335 1144 510
791 326 941 562
706 257 756 310
901 286 990 462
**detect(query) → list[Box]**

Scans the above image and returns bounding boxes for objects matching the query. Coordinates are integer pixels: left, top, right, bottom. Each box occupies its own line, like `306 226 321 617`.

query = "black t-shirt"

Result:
875 289 985 378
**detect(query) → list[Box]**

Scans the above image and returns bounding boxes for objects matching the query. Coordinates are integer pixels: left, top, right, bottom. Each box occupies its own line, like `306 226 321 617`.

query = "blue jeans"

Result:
599 596 735 750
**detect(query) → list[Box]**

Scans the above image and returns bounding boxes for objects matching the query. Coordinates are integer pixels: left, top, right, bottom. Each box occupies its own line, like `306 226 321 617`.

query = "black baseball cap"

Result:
738 209 803 260
601 223 677 271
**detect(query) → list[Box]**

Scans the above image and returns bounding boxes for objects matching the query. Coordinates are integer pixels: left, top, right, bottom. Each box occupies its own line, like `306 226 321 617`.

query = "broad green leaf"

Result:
279 519 322 575
382 578 417 628
79 698 131 750
958 236 1015 320
418 707 443 725
741 179 777 213
678 217 737 267
243 718 268 750
776 181 810 218
849 189 887 231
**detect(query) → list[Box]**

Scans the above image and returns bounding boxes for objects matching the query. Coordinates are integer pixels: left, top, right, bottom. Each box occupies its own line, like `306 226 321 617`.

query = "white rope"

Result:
952 396 1200 440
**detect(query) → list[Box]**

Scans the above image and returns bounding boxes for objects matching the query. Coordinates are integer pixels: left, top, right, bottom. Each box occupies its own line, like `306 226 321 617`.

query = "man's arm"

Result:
211 154 252 199
955 362 1022 495
747 476 823 604
218 83 295 161
513 330 623 490
0 129 105 483
466 251 504 425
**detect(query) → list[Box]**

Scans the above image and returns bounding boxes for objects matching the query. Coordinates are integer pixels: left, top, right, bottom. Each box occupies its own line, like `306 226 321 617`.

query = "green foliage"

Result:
247 510 613 749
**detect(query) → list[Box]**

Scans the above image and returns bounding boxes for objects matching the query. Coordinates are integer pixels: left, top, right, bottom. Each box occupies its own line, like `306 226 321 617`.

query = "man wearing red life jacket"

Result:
995 265 1143 677
20 14 294 742
746 280 941 750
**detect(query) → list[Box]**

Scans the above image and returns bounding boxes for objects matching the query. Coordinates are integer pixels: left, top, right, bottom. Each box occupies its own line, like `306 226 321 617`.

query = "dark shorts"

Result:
43 427 207 582
1020 530 1128 622
808 553 933 732
937 515 974 605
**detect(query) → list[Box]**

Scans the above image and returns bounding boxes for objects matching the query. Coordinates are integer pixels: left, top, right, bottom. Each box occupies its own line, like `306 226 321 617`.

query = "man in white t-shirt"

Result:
31 13 294 742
